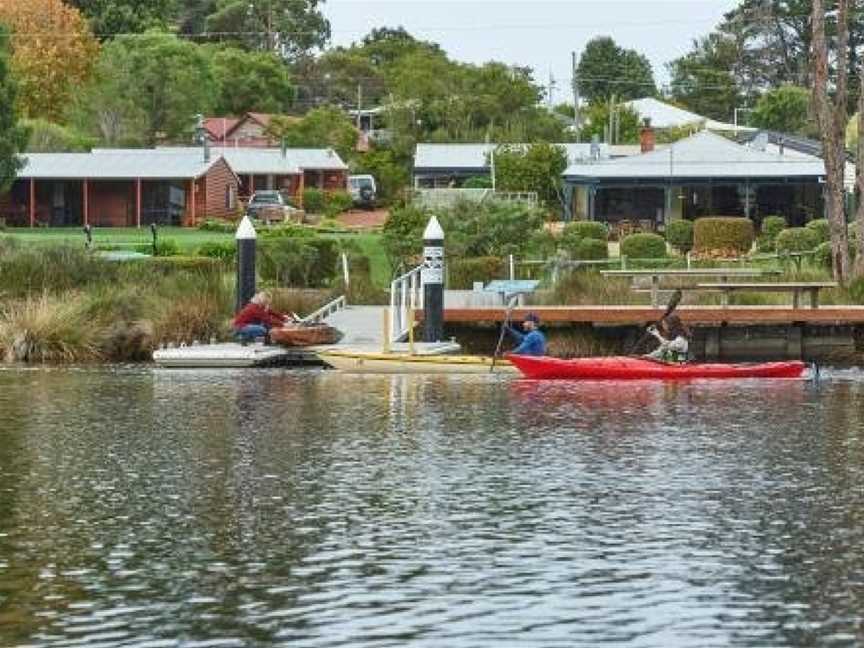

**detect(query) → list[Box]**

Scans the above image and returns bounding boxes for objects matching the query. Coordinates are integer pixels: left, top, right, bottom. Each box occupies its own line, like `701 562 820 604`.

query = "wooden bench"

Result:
601 269 782 307
693 282 839 309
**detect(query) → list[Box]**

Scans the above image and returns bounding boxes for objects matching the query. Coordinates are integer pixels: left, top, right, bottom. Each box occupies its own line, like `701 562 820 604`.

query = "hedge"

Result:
573 238 608 260
761 215 787 240
665 219 694 253
805 218 830 244
693 217 755 255
562 221 608 242
302 188 326 214
620 233 667 259
448 256 504 289
775 227 820 254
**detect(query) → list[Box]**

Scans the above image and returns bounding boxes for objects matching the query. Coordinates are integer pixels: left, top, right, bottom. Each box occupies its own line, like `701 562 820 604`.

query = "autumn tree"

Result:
0 0 99 121
0 25 28 193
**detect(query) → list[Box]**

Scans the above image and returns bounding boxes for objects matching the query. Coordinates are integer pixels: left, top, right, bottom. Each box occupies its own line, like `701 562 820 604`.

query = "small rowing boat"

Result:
317 349 518 374
506 355 807 380
270 323 343 347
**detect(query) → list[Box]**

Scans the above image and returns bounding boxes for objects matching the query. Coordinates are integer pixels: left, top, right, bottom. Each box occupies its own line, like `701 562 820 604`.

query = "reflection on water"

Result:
1 367 864 647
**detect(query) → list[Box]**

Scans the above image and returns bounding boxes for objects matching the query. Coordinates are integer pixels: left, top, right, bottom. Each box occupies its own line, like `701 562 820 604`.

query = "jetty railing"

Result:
390 266 423 343
301 295 346 324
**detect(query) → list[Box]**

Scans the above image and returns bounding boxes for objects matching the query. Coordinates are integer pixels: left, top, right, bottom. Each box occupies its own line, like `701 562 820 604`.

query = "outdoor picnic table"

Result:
600 269 782 307
692 281 839 309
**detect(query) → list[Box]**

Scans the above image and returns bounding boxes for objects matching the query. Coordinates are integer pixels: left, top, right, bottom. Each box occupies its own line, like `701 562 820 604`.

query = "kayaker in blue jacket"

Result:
507 313 547 356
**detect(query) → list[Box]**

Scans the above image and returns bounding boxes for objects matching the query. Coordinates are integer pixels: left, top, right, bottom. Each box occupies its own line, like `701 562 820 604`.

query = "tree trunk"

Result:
856 64 864 276
812 0 851 283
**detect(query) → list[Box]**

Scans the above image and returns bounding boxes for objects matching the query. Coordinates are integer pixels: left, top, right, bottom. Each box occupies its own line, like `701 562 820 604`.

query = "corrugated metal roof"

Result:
414 142 611 171
623 97 751 132
151 146 347 172
19 150 223 180
563 131 825 181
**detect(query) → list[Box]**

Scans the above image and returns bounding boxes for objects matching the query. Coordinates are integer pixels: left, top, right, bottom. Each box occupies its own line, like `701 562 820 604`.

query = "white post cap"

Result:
235 215 257 240
423 215 444 241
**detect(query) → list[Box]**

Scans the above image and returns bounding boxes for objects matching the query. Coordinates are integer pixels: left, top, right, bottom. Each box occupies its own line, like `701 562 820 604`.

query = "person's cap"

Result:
525 312 540 324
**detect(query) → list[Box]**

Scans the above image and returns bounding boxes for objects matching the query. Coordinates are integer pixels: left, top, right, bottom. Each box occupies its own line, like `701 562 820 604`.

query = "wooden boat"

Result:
507 354 807 380
317 349 518 374
270 323 343 347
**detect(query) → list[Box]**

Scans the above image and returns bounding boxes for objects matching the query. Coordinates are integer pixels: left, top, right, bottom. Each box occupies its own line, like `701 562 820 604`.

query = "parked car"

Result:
245 190 289 224
348 175 377 209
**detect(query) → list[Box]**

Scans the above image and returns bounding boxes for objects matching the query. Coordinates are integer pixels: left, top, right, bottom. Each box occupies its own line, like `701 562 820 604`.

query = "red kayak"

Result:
506 355 807 380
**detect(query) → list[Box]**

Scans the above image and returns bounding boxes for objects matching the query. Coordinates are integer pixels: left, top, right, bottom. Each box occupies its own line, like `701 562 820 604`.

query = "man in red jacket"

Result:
233 292 293 344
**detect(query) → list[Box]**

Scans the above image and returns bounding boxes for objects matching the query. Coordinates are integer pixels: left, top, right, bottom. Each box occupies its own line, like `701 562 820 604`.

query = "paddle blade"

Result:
664 289 683 317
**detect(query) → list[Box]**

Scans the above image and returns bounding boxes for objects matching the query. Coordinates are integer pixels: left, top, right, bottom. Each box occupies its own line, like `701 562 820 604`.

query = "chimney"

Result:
281 137 287 158
590 134 601 161
778 136 785 156
194 114 210 162
639 117 655 153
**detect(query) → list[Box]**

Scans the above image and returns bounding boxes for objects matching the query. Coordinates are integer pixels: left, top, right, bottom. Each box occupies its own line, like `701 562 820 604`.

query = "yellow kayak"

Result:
316 349 517 374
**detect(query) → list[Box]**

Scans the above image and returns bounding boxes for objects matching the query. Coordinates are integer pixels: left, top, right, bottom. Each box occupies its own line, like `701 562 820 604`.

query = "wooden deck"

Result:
438 306 864 326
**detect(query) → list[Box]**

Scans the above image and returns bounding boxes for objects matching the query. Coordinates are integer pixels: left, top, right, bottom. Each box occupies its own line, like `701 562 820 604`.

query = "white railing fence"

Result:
389 266 424 343
410 189 538 209
301 295 346 324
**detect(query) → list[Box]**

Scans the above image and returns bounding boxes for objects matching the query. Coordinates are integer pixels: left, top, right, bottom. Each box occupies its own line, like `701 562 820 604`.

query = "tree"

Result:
812 0 851 282
266 107 358 160
751 85 813 135
576 37 656 104
577 102 641 144
75 32 214 145
0 0 99 122
0 26 28 194
667 33 743 122
207 46 294 115
23 119 94 152
205 0 330 60
67 0 178 37
492 143 568 209
350 150 408 204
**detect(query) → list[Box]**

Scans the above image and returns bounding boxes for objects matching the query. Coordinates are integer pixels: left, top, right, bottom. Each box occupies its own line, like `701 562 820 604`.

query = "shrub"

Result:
563 221 608 242
620 233 667 259
259 236 339 287
324 190 353 217
693 217 755 256
138 256 223 275
198 218 236 233
814 240 856 268
463 175 492 189
775 227 820 254
761 215 787 239
303 188 326 214
805 218 830 243
448 256 504 289
135 238 180 257
196 241 236 261
573 238 608 260
755 234 776 253
665 219 694 253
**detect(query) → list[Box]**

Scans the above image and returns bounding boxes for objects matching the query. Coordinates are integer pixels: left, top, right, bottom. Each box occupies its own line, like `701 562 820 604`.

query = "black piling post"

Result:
422 215 444 342
83 224 92 250
150 223 158 256
235 215 257 313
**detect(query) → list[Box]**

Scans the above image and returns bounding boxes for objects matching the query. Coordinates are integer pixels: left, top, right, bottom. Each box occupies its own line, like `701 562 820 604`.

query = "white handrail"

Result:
389 265 424 343
301 295 346 324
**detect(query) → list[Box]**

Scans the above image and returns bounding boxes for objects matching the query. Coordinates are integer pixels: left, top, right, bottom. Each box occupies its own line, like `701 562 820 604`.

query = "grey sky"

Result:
322 0 740 104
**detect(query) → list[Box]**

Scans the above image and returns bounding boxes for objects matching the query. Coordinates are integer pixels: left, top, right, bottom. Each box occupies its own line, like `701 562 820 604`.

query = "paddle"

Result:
490 295 519 373
626 289 683 355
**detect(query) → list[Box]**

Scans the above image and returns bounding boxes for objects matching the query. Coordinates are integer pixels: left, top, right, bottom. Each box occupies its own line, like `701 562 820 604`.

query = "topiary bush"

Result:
775 227 820 254
620 233 667 259
448 256 504 289
302 188 326 214
562 221 608 242
573 238 608 260
761 215 787 240
665 219 694 253
805 218 830 244
693 217 755 256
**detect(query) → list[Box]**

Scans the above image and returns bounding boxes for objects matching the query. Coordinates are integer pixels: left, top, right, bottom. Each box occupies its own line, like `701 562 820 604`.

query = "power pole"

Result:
356 83 363 130
547 70 556 110
572 51 581 143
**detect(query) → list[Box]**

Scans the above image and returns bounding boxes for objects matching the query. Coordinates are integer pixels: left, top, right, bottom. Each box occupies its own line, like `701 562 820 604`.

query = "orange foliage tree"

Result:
0 0 99 121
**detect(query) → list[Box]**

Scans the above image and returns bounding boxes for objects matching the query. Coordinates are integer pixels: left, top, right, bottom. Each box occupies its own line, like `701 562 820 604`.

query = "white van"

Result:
348 175 377 209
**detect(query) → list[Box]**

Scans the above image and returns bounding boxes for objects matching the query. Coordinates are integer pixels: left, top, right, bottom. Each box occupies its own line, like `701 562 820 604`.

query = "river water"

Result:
1 367 864 647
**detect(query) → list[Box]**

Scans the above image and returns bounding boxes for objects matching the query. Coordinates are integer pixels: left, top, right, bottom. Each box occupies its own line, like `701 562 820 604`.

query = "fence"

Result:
410 189 538 210
389 265 423 343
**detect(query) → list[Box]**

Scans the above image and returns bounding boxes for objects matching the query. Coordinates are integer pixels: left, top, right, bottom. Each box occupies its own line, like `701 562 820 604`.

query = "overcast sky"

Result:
322 0 741 104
